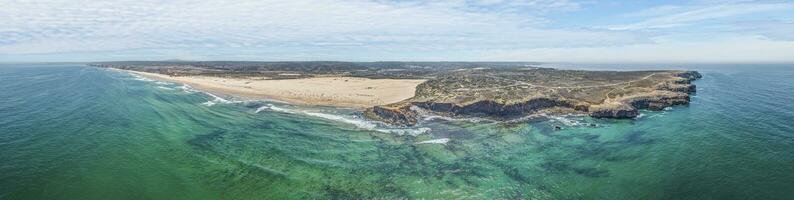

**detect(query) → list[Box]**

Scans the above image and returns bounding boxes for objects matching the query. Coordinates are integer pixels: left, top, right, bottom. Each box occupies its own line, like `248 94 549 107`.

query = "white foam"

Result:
375 127 431 136
201 93 229 106
416 138 450 144
501 113 594 128
305 112 379 130
124 71 174 87
255 104 297 114
547 114 586 126
500 113 543 123
125 72 163 85
254 105 270 113
129 73 155 82
254 104 377 129
254 104 430 136
197 91 254 106
267 104 296 113
157 86 175 90
204 92 232 104
179 84 198 93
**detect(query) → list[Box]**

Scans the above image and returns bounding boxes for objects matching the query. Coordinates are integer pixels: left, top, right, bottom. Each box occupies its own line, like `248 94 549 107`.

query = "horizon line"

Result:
2 60 794 65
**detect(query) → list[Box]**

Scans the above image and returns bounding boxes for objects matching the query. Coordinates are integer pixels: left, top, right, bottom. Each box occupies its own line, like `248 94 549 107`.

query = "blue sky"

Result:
1 0 793 63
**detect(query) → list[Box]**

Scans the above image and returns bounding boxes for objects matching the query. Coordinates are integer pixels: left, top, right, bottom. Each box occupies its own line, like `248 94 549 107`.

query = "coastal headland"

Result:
366 68 701 126
92 61 701 126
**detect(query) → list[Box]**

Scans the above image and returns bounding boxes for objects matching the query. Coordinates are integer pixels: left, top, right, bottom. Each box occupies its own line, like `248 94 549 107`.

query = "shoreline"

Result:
125 70 426 108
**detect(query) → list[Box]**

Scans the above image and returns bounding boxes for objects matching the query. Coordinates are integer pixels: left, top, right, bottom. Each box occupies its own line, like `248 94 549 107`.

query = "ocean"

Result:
1 64 793 199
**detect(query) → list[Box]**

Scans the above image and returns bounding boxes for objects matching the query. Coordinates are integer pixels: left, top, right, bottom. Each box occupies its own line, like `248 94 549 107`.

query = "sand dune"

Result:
130 71 425 108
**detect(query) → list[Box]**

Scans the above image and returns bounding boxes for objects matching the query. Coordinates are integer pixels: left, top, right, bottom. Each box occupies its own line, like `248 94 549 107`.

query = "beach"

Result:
129 71 425 108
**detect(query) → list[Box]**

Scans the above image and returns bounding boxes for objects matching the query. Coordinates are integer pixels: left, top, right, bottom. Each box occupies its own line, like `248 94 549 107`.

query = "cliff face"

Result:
366 69 702 126
413 98 578 116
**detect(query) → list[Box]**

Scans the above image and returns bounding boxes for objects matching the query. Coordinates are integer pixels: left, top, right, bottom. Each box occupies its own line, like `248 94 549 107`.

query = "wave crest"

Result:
254 104 430 136
416 138 449 144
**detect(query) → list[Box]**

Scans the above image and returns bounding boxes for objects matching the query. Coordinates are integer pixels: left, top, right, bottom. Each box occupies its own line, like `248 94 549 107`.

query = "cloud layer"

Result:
1 0 793 62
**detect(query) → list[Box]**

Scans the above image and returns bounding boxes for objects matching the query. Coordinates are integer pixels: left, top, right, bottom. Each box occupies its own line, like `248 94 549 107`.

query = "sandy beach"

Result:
130 71 425 108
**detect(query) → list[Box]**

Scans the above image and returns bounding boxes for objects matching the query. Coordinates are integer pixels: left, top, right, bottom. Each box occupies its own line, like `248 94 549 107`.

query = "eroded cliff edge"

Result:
365 68 702 126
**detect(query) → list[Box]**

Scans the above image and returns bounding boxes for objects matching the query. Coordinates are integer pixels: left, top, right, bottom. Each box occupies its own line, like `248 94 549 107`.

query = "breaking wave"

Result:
416 138 450 144
201 92 236 106
178 84 200 94
545 114 589 127
129 73 155 82
127 73 171 86
254 104 430 136
303 111 377 130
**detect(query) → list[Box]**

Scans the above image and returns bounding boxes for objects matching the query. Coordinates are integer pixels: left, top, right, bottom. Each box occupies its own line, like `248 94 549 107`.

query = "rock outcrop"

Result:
364 103 419 126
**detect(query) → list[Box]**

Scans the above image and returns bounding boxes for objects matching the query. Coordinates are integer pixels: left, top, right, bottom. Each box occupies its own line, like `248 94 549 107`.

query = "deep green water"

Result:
1 64 793 199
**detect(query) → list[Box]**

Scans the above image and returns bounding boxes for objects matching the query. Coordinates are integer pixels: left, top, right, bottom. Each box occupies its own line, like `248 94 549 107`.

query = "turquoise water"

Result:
1 64 793 199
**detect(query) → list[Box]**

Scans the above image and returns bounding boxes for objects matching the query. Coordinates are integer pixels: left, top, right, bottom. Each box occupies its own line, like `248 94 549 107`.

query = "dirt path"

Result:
456 73 658 92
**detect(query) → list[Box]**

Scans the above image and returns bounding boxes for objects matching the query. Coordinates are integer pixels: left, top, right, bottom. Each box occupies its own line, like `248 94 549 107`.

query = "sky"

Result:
1 0 793 63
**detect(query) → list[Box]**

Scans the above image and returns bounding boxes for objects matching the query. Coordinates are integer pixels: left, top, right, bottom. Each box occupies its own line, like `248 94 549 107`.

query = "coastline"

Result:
126 70 426 108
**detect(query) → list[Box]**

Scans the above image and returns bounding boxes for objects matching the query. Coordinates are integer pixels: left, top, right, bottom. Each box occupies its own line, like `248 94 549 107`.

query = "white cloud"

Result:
0 0 635 56
477 36 794 63
734 20 794 41
0 0 792 62
609 2 794 30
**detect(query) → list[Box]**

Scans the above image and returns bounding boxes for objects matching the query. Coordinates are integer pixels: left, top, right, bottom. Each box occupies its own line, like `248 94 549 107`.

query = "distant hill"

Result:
89 61 543 79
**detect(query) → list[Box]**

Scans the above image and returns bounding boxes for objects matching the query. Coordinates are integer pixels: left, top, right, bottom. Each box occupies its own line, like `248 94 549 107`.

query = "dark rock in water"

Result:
243 101 266 108
364 103 418 126
554 126 563 131
590 109 639 118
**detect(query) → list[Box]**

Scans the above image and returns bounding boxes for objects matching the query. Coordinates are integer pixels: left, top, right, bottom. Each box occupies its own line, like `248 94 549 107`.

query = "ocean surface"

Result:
1 63 793 199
